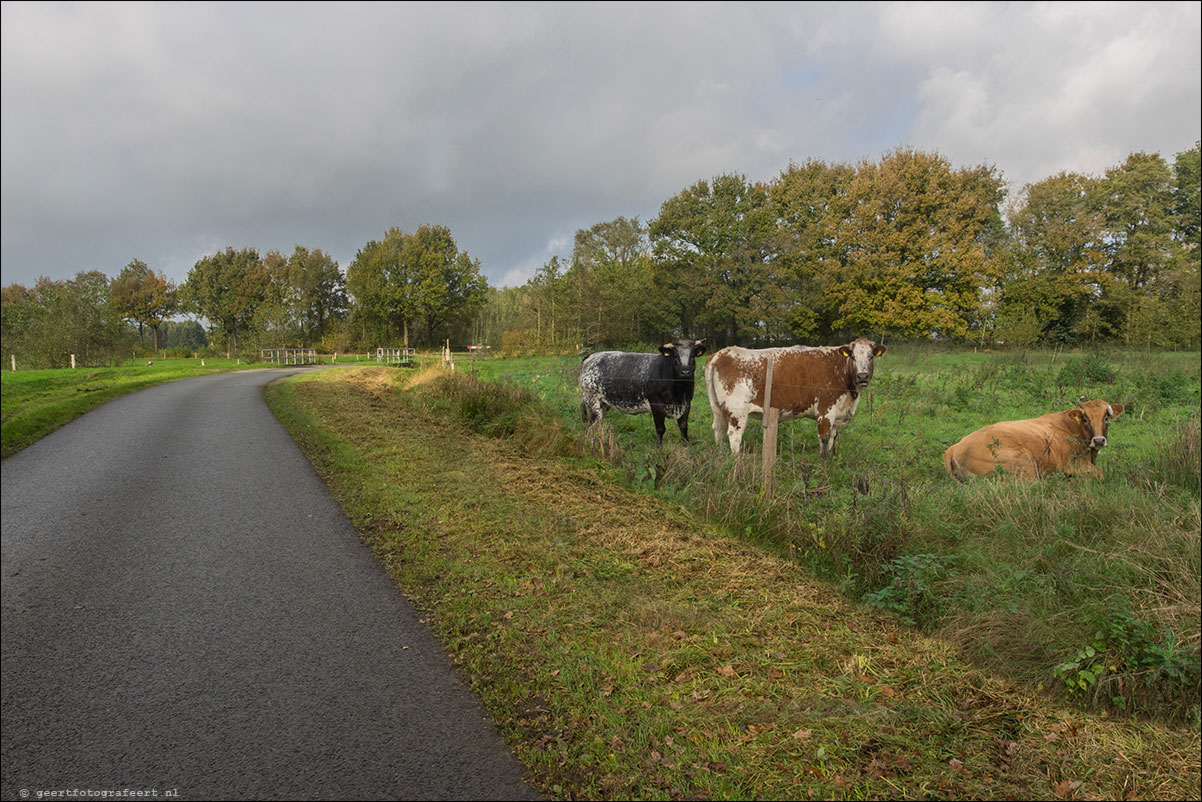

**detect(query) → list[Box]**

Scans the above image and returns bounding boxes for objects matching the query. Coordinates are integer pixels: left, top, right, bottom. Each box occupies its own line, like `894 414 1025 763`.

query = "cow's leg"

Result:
677 409 690 443
817 417 835 458
652 408 667 449
581 394 603 426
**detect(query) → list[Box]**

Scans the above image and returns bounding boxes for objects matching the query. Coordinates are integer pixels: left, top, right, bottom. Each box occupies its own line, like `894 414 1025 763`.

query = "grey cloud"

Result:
2 1 1198 290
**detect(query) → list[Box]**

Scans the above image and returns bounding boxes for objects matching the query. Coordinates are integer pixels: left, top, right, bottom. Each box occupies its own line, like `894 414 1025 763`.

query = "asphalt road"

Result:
1 368 540 801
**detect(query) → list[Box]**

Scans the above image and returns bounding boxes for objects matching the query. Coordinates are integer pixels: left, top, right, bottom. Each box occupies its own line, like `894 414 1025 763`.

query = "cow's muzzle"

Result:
856 373 871 386
1091 436 1107 449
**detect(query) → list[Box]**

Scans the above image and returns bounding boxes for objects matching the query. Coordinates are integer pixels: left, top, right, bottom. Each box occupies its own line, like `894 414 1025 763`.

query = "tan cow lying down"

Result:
944 399 1124 481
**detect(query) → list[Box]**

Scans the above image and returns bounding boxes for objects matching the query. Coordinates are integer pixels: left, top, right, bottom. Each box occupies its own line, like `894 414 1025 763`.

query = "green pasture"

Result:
464 345 1199 475
455 344 1202 720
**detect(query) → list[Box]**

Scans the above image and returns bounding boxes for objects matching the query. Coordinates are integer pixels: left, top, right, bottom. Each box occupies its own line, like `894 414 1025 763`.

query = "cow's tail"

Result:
704 356 726 447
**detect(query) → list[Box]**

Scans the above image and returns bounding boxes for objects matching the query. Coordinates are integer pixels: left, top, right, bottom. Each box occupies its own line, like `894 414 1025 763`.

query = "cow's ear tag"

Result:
840 348 850 358
874 345 887 356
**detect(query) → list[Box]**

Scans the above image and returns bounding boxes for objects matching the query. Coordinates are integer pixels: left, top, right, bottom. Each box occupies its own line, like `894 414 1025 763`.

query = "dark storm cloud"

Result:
2 1 1198 290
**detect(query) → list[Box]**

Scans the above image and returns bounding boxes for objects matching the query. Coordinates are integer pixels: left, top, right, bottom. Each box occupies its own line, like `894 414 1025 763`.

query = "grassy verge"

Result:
266 366 1200 800
1 358 258 458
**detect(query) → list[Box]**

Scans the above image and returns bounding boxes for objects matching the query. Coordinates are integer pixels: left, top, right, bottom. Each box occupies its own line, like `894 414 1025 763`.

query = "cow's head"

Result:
839 338 886 389
660 339 706 379
1070 397 1124 450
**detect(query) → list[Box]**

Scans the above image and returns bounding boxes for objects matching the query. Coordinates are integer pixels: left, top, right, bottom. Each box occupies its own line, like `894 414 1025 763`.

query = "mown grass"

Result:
267 365 1200 800
0 357 271 458
451 345 1202 723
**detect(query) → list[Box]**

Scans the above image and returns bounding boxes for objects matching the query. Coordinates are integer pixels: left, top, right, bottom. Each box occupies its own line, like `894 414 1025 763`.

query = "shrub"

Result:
412 369 583 459
861 553 956 629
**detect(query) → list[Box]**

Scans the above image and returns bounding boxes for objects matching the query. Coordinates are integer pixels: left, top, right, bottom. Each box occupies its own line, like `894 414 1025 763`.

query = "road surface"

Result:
1 368 539 801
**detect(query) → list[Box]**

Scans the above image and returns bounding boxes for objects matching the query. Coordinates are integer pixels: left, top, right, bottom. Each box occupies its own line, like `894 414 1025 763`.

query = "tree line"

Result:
490 143 1199 351
3 143 1198 368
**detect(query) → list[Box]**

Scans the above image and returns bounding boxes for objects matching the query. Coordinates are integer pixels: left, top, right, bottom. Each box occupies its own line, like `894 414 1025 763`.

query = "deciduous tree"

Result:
182 247 269 355
823 148 1004 339
650 174 783 345
110 259 177 350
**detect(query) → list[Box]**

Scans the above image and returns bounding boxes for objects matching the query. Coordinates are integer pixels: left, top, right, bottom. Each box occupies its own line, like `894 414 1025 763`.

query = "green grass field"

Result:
454 345 1202 721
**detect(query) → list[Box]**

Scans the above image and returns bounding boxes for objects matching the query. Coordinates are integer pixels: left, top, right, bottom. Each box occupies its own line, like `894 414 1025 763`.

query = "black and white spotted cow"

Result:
579 340 706 447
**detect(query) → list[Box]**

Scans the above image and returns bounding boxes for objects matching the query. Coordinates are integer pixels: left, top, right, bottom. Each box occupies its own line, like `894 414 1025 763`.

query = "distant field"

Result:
459 344 1202 720
0 357 260 458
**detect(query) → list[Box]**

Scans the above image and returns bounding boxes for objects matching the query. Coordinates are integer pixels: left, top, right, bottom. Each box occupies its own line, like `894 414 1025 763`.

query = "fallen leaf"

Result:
867 756 892 778
791 728 813 740
718 665 737 678
1053 779 1082 798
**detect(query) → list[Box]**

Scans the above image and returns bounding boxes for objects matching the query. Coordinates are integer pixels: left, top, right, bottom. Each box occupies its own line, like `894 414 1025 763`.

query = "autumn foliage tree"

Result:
110 259 177 351
819 149 1005 339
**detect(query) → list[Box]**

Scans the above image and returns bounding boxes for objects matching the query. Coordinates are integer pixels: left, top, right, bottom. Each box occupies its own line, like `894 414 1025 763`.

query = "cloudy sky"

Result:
2 1 1199 290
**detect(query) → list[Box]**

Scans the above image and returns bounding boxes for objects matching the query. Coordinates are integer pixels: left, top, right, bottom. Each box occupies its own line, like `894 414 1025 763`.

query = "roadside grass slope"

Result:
267 366 1201 801
1 359 255 458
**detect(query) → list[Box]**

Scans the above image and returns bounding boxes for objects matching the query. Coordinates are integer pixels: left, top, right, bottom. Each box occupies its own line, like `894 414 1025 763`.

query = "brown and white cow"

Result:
705 338 886 456
943 398 1124 481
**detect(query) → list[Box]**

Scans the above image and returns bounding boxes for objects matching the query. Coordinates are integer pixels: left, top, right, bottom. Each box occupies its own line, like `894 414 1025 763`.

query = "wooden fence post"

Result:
761 354 779 496
71 354 76 369
11 355 16 372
